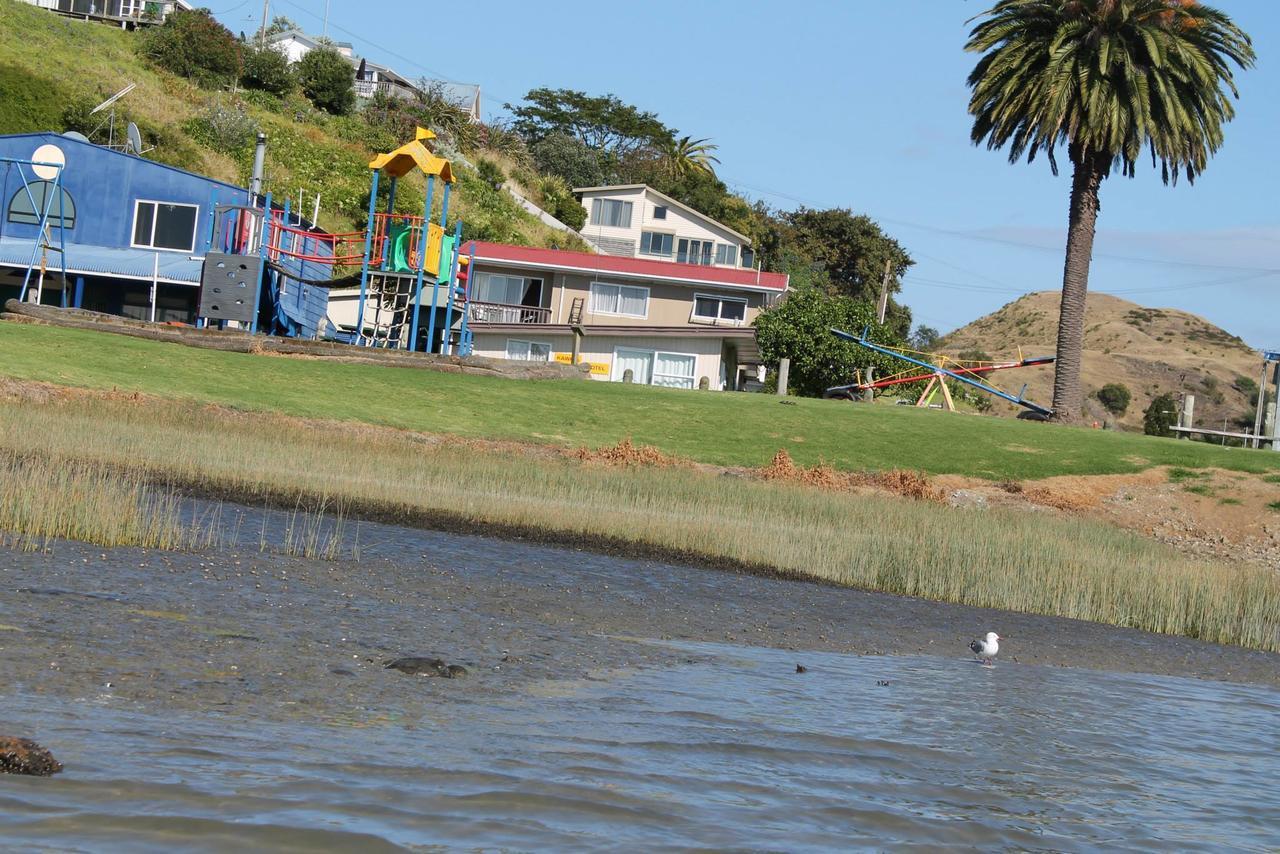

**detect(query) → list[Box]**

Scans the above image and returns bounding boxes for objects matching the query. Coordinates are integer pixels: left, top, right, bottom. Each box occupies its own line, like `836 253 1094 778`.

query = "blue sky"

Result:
220 0 1279 348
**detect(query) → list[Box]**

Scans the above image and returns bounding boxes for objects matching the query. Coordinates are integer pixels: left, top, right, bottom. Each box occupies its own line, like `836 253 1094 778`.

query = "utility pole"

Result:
876 258 892 324
322 0 330 38
258 0 269 45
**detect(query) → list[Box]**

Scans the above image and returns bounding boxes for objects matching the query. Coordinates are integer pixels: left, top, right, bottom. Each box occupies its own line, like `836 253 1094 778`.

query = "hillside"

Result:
938 291 1260 430
0 0 581 245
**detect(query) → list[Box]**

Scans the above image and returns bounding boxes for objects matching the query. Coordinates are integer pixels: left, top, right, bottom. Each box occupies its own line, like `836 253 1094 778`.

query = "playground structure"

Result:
9 146 69 307
194 128 474 353
827 327 1056 416
1173 349 1280 449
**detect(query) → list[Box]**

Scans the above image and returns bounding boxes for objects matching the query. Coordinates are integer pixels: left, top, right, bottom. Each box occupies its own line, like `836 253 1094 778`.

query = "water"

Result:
2 640 1277 851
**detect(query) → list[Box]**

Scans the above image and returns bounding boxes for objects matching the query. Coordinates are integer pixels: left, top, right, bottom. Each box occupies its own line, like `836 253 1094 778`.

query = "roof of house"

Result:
426 81 481 108
571 184 751 244
266 30 354 51
462 241 787 293
0 237 201 285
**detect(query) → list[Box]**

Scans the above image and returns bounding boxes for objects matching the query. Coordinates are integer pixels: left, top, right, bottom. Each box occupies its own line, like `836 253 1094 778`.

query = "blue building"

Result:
0 131 330 337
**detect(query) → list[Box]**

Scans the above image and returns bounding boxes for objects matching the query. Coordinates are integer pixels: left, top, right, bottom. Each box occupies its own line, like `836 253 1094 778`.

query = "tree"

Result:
910 325 941 352
1143 392 1179 437
966 1 1254 423
780 208 914 304
1095 382 1132 416
296 46 355 115
660 134 720 179
506 88 671 158
140 9 240 87
753 286 909 398
240 43 293 97
530 132 604 188
261 15 298 39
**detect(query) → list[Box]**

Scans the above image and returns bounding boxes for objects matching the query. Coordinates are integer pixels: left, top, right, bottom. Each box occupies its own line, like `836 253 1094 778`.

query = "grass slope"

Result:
4 323 1278 480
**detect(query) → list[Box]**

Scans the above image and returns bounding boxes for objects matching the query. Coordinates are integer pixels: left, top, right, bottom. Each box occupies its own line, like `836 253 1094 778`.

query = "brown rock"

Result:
0 736 62 776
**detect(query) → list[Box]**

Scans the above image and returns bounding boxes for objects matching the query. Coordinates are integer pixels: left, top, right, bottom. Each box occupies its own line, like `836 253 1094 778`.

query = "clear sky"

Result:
219 0 1279 349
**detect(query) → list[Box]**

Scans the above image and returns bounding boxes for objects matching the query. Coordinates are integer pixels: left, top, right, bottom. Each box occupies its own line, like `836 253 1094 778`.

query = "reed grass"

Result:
0 398 1276 652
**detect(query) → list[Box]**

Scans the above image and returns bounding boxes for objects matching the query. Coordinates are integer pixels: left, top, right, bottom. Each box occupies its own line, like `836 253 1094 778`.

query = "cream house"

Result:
459 241 787 391
574 184 756 269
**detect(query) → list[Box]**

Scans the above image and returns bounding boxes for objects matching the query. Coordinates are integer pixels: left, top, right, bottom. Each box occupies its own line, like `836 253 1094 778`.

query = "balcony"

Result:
354 80 420 101
468 301 551 325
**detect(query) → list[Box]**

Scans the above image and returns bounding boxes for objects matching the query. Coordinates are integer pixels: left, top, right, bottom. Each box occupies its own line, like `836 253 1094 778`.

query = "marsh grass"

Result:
0 398 1276 652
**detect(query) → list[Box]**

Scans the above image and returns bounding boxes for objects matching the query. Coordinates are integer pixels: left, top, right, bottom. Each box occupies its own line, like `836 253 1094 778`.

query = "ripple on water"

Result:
1 641 1277 852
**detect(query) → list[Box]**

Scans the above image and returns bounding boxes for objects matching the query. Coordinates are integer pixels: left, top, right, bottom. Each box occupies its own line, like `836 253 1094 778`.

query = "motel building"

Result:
460 185 789 390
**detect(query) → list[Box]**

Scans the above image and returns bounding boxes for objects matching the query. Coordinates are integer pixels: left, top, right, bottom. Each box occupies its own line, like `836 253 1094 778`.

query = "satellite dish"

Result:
126 122 143 156
31 144 66 181
62 130 91 144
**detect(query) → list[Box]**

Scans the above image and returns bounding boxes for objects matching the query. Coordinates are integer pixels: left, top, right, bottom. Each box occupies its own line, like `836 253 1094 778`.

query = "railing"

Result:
355 80 420 101
468 301 551 325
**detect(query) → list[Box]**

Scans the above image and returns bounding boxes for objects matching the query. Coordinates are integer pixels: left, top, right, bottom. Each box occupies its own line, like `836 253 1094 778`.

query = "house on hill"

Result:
460 241 787 390
574 184 756 270
18 0 193 27
0 131 329 336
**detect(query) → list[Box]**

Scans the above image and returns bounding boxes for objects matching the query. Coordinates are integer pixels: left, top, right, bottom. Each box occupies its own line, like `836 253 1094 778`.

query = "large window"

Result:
612 347 696 389
132 200 198 252
693 293 747 324
676 238 714 266
7 181 75 228
740 247 755 268
506 339 552 362
639 231 673 257
714 244 738 266
475 272 542 306
589 198 633 228
589 282 648 318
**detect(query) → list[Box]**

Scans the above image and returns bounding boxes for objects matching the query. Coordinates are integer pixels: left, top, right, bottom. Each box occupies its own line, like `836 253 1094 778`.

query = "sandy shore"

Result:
2 507 1277 727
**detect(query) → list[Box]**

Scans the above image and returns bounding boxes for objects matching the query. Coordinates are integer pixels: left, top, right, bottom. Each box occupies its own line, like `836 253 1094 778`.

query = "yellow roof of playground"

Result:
368 128 455 182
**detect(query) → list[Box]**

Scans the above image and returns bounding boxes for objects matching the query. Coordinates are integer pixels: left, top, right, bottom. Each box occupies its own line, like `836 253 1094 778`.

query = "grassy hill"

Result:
3 322 1279 481
938 291 1260 430
0 0 581 245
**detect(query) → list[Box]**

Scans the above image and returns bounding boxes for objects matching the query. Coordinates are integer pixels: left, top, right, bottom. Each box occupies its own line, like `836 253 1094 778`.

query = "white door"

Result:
613 348 654 385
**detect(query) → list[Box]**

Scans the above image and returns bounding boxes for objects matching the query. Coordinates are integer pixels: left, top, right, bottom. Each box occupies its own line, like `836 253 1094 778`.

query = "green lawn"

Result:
3 323 1276 480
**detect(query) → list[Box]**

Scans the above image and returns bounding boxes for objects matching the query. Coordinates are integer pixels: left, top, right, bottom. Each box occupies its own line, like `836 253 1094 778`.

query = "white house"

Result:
265 30 355 64
20 0 193 25
574 184 756 270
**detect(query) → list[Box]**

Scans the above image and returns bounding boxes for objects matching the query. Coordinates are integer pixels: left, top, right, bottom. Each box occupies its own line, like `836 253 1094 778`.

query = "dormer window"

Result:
653 205 667 220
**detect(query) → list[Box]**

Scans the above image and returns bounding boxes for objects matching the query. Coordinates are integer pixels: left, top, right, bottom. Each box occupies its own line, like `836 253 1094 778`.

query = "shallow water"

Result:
3 638 1277 852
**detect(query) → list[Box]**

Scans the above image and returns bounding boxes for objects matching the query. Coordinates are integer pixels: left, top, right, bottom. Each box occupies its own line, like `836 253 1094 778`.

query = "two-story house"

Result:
574 184 756 269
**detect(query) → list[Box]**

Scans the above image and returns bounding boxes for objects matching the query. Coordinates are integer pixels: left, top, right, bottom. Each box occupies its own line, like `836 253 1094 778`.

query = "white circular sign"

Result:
31 144 66 181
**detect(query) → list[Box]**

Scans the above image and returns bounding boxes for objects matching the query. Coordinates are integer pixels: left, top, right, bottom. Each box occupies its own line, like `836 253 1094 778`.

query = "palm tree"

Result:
966 1 1254 422
661 134 721 180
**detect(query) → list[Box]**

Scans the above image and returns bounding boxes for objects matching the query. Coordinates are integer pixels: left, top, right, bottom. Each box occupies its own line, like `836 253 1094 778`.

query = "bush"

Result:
1095 382 1131 416
140 10 240 87
240 43 293 97
475 157 505 191
1143 393 1178 437
531 132 604 188
182 98 257 158
296 46 355 115
539 175 586 230
1234 375 1258 397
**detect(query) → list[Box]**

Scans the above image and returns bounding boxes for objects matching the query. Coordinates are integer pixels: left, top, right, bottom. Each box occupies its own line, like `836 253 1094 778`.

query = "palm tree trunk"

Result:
1051 147 1109 423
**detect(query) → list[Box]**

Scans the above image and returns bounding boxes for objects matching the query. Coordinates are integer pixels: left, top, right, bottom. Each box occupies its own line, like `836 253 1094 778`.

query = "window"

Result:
590 282 648 318
132 200 198 252
475 272 542 306
612 347 696 389
693 294 748 324
589 198 633 228
652 205 667 220
714 244 738 266
7 182 75 228
676 238 714 266
506 339 551 362
639 231 673 256
740 247 755 269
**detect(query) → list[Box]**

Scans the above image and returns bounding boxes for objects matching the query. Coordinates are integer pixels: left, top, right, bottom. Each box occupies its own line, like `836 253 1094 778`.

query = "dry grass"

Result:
0 397 1277 652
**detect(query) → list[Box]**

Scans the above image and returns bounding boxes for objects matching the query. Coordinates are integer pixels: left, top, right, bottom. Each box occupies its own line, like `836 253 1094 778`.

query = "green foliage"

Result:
910 325 941 352
536 174 586 230
262 15 298 38
476 122 529 165
1095 382 1132 416
361 84 475 149
658 134 720 179
0 63 70 134
140 9 241 87
507 88 671 157
530 131 604 188
753 286 908 398
779 208 914 302
182 98 257 159
240 43 293 97
296 46 355 115
1168 467 1206 483
475 157 505 191
1234 375 1258 397
1144 393 1178 437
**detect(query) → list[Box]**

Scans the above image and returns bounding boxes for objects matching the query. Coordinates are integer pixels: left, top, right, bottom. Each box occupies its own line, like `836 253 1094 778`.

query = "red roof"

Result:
460 241 788 292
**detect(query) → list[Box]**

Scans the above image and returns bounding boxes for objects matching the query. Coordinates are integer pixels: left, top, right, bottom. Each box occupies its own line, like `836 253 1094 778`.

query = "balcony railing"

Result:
468 301 551 325
354 80 420 101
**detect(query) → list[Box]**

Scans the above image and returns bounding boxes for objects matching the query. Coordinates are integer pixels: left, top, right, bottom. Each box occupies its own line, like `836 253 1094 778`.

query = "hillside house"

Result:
574 184 756 270
18 0 193 26
460 241 788 390
0 131 329 336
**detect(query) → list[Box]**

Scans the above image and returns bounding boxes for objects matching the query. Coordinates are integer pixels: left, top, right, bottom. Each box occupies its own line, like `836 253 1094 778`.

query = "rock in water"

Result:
384 657 467 678
0 736 62 776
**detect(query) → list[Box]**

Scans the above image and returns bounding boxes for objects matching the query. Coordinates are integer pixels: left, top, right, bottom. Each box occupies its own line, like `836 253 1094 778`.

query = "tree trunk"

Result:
1051 147 1110 423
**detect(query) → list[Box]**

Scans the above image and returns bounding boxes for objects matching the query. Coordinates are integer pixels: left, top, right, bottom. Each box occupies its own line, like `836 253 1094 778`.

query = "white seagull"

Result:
969 631 1003 666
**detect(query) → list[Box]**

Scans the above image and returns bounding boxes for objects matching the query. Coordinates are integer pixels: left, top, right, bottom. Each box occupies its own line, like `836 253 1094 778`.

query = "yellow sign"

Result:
555 353 609 375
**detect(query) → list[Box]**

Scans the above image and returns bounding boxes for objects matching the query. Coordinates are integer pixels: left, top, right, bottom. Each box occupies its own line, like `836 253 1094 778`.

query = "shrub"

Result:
1234 375 1258 397
141 10 241 87
240 43 293 97
475 157 505 191
1143 393 1178 437
296 46 355 115
183 98 257 158
531 132 604 188
539 174 586 230
1095 382 1131 416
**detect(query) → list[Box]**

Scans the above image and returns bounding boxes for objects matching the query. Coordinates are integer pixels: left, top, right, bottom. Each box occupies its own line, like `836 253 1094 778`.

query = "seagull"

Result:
969 632 1003 666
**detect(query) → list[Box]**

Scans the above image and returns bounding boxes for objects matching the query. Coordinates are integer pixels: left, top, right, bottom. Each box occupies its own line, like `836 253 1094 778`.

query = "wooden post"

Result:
937 374 955 412
876 258 891 324
1265 402 1277 452
1180 394 1195 439
1251 358 1269 448
776 358 789 396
